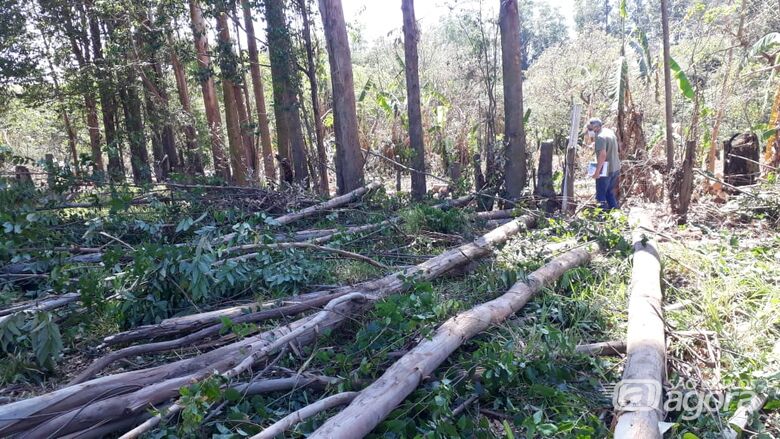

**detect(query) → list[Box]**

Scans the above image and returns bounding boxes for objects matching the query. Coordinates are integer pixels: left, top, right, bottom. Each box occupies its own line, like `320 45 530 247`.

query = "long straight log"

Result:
614 209 665 439
0 215 533 437
309 246 595 439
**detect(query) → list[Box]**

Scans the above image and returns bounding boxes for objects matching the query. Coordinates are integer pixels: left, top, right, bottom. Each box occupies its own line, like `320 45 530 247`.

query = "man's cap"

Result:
588 118 603 127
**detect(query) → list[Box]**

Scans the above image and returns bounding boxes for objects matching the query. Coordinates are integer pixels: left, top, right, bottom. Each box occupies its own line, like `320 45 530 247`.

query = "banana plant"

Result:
668 56 695 101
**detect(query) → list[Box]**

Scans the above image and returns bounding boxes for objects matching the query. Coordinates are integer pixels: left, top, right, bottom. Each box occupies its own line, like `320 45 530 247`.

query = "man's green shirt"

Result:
594 127 621 173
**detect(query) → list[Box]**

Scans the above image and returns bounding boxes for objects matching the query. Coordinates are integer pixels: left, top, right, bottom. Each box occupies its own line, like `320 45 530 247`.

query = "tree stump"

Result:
534 141 557 212
561 145 576 214
14 166 33 187
723 133 759 188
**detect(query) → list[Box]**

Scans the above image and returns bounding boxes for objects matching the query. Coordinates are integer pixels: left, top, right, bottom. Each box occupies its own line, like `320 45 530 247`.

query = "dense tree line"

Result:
1 0 778 202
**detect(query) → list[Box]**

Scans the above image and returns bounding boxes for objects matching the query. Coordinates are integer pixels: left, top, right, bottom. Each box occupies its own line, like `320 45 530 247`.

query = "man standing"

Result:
588 118 621 210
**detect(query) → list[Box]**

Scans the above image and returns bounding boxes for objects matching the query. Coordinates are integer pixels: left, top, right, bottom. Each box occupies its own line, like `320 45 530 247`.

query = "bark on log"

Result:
614 209 665 439
0 215 534 437
109 375 340 439
309 246 594 438
474 209 516 221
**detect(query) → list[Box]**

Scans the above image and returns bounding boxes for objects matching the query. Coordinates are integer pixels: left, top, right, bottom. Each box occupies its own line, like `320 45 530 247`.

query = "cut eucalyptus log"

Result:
614 209 665 439
308 245 595 439
0 214 533 437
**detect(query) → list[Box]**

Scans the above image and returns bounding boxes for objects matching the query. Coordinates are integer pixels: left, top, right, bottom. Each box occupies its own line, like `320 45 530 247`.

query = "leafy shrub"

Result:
400 205 469 234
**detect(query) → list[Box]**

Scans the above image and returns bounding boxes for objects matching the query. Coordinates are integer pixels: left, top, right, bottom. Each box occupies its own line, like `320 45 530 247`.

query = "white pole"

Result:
562 104 582 214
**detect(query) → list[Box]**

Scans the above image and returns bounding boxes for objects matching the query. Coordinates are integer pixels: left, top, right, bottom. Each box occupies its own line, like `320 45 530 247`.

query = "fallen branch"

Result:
100 195 474 347
250 392 358 439
218 242 389 269
1 253 103 275
273 181 382 226
76 290 349 383
614 209 665 439
308 245 595 438
118 374 341 439
0 293 81 325
0 215 534 437
724 391 769 439
575 340 627 356
218 181 382 243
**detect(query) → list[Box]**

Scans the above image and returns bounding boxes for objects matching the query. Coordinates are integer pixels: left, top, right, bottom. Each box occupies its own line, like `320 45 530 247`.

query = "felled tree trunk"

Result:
0 215 534 437
309 246 594 439
614 209 665 439
723 133 760 188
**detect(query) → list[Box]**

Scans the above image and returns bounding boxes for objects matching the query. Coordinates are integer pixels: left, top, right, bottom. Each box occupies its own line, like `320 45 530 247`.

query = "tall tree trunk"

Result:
266 0 310 186
222 78 247 185
216 11 252 185
144 88 167 181
298 0 330 195
318 0 364 194
169 42 204 175
188 0 230 180
84 94 104 176
119 72 152 184
88 7 124 182
500 0 527 201
150 62 179 176
37 20 81 176
62 112 80 175
402 0 426 201
62 3 104 176
242 0 276 184
660 0 674 171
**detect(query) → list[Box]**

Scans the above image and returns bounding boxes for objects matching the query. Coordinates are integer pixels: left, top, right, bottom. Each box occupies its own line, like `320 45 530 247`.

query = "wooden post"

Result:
562 105 581 214
614 209 665 439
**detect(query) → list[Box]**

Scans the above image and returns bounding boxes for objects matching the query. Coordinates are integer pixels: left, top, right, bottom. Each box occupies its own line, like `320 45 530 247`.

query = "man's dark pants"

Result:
596 171 620 210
